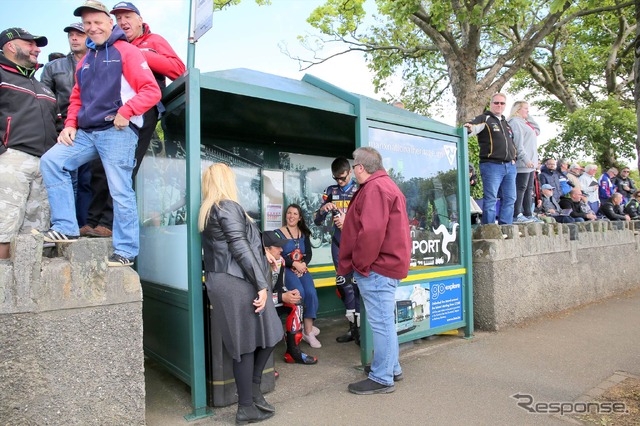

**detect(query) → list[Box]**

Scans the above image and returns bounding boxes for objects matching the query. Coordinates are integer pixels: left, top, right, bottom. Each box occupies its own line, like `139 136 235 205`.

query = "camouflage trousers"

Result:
0 148 49 242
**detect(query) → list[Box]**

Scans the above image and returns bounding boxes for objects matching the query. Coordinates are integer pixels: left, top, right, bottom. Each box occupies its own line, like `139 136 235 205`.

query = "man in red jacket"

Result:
81 1 186 238
39 1 161 267
338 147 411 395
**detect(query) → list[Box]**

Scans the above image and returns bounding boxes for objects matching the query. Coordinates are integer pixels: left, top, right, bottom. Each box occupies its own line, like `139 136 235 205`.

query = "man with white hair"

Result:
579 164 600 214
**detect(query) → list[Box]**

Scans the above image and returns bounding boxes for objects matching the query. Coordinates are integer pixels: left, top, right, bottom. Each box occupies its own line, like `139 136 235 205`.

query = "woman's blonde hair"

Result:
509 101 528 119
198 163 239 231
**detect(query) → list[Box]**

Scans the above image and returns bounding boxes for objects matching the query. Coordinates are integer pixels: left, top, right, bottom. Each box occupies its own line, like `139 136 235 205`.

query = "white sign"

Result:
191 0 213 42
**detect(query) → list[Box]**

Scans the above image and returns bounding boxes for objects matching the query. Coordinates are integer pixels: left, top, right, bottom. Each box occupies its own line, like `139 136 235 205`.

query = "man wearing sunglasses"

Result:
314 156 361 345
464 93 517 225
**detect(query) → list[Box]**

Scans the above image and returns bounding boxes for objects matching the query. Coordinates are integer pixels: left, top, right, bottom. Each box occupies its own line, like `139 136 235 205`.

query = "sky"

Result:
1 0 557 142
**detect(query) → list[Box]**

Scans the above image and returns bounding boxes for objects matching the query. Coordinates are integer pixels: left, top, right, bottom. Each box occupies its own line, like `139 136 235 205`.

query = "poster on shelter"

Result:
429 277 462 328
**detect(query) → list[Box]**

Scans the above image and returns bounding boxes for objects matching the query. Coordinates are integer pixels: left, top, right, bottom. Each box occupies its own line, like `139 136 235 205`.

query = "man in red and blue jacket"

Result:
40 0 161 267
80 1 186 239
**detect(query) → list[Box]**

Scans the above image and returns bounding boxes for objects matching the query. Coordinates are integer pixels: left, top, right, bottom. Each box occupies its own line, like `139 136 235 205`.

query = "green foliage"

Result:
467 136 483 199
213 0 269 11
540 98 637 169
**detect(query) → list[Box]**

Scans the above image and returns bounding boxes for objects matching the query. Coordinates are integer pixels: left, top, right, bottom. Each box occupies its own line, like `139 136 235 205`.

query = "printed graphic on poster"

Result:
429 277 462 328
394 282 432 335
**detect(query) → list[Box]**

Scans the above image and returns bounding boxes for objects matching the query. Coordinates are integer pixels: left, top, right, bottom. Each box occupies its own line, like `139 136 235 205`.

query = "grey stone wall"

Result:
472 221 640 331
0 234 144 425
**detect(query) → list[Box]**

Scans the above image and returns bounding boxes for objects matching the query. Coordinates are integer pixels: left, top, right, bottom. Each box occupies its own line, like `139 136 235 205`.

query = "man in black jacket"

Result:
559 188 597 221
0 27 58 259
464 93 517 225
600 193 630 221
613 167 636 203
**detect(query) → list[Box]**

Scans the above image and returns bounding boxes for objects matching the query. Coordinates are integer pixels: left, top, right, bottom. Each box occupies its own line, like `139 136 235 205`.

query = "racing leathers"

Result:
314 179 360 343
271 258 317 364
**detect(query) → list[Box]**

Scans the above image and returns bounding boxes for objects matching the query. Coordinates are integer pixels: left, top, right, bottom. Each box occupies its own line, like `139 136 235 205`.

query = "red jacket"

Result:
132 23 185 88
337 170 411 280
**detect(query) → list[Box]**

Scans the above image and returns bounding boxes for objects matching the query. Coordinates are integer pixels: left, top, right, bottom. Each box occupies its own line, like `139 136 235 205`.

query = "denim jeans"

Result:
40 127 139 259
355 271 401 386
479 161 517 225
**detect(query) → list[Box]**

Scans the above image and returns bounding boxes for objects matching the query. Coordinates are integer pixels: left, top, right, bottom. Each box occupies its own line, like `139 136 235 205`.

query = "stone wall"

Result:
472 221 640 331
0 234 144 425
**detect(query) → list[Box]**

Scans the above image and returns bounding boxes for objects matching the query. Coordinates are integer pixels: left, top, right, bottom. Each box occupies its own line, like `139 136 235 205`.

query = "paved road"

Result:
146 288 640 425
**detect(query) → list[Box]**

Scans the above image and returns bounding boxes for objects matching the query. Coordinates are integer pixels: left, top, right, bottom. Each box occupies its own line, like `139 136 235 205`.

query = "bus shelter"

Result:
136 67 473 418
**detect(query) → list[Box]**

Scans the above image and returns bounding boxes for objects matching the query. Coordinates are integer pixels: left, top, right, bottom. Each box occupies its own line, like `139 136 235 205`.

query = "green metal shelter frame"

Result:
138 68 473 419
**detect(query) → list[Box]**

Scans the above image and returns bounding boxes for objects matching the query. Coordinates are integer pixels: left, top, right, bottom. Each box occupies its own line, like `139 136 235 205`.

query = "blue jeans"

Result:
479 162 517 225
284 271 319 319
355 271 401 386
40 127 139 258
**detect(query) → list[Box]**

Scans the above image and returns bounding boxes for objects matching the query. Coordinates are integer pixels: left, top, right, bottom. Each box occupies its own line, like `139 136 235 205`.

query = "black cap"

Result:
263 231 287 248
0 28 48 49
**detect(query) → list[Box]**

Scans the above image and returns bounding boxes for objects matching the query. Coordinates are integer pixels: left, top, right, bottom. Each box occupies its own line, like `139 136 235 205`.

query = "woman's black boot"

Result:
236 403 274 425
252 382 275 413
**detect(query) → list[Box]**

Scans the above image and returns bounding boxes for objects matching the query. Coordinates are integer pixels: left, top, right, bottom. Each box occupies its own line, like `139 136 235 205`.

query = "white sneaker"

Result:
514 213 534 223
527 215 544 223
302 332 322 348
311 326 320 336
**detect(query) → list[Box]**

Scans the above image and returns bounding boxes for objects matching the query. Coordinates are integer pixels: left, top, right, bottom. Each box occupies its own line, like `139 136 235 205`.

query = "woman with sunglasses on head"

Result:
274 203 321 348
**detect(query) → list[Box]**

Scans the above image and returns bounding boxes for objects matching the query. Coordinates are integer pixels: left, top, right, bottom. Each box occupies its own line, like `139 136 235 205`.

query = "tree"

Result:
293 0 632 125
635 1 640 171
510 0 636 169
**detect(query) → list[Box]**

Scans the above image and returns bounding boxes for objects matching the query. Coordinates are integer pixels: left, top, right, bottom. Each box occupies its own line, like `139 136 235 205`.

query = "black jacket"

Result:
0 54 58 157
600 200 627 221
40 53 79 129
202 200 270 292
469 111 517 163
559 198 588 220
624 199 640 220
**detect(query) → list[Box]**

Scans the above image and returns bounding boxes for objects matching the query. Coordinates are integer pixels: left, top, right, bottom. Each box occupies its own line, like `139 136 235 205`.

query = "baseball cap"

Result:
110 1 140 15
263 231 287 248
541 184 555 190
64 22 86 34
0 28 48 49
74 0 111 17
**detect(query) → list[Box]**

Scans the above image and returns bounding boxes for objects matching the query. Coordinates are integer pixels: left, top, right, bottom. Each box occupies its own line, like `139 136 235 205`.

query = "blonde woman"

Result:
199 163 282 424
508 101 541 223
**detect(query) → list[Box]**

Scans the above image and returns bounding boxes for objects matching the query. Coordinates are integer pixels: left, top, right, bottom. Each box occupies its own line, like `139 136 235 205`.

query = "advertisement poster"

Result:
393 277 463 337
262 170 284 231
429 277 463 328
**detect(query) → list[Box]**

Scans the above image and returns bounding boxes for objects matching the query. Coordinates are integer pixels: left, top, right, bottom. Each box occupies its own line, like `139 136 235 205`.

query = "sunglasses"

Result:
492 101 506 105
333 175 349 182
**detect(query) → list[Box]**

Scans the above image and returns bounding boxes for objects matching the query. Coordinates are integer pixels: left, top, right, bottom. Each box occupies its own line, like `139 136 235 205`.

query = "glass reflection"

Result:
369 127 460 268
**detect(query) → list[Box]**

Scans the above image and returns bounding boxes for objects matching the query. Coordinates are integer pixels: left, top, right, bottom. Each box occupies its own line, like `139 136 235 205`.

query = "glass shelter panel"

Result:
368 127 460 269
137 107 264 289
279 153 338 266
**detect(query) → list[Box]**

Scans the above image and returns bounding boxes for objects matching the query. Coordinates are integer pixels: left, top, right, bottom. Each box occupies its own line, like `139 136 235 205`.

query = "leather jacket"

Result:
202 199 269 291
